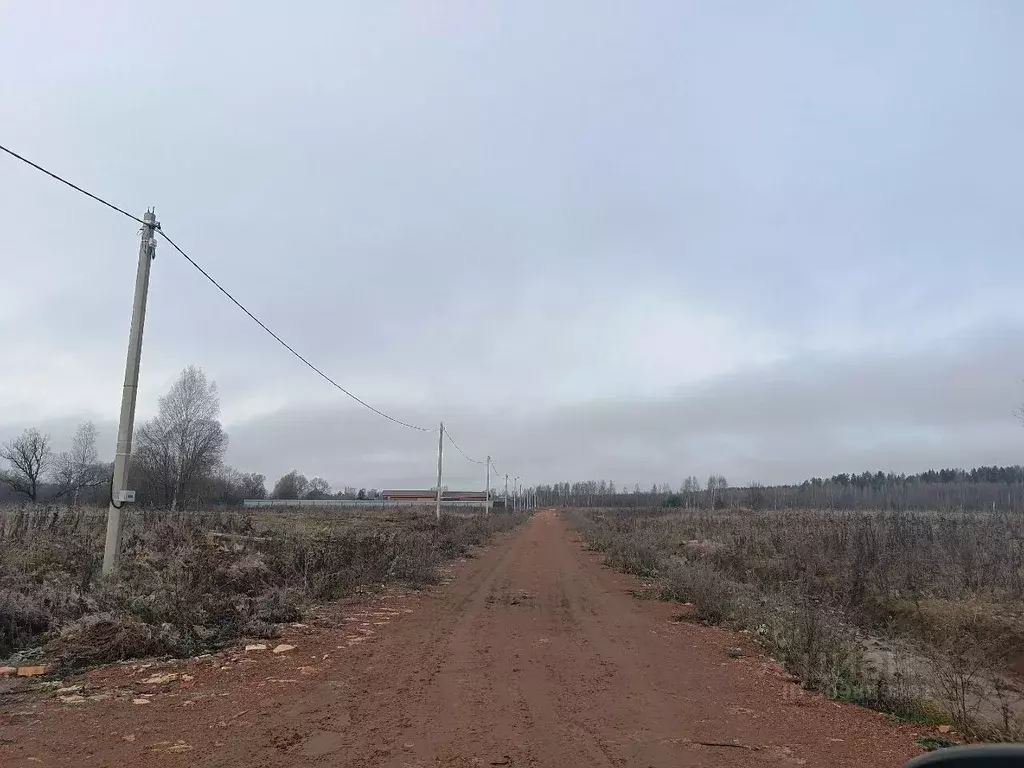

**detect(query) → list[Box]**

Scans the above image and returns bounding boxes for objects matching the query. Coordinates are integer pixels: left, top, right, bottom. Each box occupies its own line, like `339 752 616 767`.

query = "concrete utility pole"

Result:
103 209 159 575
504 474 509 510
435 421 444 522
485 455 491 514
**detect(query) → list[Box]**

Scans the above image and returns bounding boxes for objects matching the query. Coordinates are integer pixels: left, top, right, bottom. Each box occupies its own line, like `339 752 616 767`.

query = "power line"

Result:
0 142 438 434
445 434 516 500
0 142 432 436
158 228 431 432
0 143 146 225
484 453 502 477
443 428 485 464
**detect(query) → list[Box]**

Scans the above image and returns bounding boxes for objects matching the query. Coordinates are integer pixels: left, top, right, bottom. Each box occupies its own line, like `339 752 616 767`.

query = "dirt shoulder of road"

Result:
0 545 499 766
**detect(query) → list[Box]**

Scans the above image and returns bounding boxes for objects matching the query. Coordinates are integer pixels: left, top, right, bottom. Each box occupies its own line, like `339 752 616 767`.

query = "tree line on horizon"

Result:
531 467 1024 512
0 366 386 508
2 366 1022 512
0 367 265 508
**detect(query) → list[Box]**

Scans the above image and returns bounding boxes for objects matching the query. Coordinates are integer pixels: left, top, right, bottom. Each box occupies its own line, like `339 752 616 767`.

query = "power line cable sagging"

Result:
0 144 145 224
443 427 486 465
0 142 431 433
158 230 431 432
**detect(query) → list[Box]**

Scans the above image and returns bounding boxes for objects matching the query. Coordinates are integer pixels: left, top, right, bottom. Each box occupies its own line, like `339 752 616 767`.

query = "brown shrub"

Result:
0 589 52 657
47 613 165 670
660 560 737 623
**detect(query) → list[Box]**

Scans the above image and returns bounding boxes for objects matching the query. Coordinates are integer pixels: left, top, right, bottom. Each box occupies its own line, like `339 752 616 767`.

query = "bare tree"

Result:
52 422 107 504
747 481 767 510
134 366 228 509
0 428 52 501
706 474 728 509
306 477 331 499
238 472 267 500
208 467 268 504
682 476 702 508
272 470 309 500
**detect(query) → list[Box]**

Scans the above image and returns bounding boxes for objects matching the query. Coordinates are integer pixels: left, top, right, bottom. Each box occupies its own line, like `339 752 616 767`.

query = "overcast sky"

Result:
2 2 1023 491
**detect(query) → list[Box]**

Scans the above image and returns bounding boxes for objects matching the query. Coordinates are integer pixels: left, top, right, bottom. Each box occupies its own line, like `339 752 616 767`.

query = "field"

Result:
565 505 1024 740
0 504 528 670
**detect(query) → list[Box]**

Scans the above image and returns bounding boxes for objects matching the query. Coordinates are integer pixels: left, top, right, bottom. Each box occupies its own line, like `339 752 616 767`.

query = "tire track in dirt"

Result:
1 511 924 767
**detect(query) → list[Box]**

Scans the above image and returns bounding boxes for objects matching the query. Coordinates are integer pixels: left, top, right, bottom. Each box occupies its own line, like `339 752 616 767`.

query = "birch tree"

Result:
52 422 107 504
135 366 228 509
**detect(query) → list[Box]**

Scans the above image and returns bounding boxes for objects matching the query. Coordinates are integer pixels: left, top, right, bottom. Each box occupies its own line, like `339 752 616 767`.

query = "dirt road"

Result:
2 510 921 767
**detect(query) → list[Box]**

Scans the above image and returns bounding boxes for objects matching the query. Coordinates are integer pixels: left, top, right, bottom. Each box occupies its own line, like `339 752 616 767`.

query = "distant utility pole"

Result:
435 421 444 522
504 474 509 509
103 209 159 575
485 455 491 514
515 476 520 512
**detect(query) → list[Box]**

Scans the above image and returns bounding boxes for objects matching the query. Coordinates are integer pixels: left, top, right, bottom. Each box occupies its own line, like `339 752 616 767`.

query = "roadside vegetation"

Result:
0 365 407 511
566 505 1024 741
0 363 529 674
0 505 528 670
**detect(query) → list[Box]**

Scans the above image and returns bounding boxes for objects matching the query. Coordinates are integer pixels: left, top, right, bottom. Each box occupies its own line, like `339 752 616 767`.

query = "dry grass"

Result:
567 506 1024 738
0 504 528 669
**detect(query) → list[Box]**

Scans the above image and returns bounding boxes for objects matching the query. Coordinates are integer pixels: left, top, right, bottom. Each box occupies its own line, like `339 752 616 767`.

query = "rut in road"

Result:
2 510 920 768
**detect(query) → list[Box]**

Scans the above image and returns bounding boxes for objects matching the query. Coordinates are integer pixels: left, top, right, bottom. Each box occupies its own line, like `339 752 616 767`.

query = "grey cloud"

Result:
3 321 1021 492
220 321 1024 490
2 3 1023 487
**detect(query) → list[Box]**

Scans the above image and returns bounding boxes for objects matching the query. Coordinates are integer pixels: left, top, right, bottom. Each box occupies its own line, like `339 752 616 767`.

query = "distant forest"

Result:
533 466 1024 512
3 376 1022 515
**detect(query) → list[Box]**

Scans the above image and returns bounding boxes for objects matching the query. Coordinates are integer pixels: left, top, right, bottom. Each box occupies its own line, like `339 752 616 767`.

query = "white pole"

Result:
435 421 444 522
485 455 491 514
103 209 159 575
